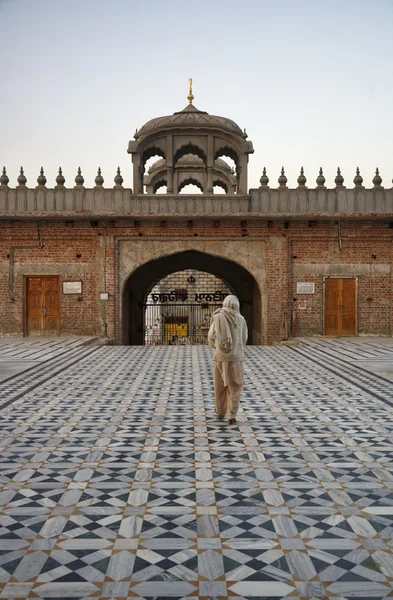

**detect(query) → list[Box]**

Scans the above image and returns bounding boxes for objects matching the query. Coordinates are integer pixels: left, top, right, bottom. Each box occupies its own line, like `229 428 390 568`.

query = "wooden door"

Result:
324 278 356 336
26 277 60 336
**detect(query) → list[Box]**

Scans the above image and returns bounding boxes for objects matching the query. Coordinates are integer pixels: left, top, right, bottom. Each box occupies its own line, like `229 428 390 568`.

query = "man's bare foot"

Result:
228 418 237 425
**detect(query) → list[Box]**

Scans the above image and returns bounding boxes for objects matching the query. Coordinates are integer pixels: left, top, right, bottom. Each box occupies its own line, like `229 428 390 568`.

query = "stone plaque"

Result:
100 292 109 301
63 281 82 295
297 282 315 294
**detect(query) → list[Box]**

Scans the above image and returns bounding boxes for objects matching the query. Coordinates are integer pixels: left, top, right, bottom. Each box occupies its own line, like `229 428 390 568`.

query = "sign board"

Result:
100 293 109 301
63 281 82 295
297 282 315 295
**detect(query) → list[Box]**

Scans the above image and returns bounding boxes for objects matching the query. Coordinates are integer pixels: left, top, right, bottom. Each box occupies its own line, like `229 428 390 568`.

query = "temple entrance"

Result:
122 250 261 345
144 269 233 345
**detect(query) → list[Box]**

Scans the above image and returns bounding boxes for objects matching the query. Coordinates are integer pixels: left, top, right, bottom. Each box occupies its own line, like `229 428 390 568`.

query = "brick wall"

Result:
0 218 392 342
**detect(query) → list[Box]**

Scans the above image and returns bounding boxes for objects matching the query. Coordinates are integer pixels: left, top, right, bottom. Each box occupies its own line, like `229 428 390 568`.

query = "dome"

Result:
135 103 245 139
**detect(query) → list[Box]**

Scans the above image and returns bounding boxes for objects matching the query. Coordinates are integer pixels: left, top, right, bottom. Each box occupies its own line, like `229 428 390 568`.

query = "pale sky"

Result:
1 0 392 192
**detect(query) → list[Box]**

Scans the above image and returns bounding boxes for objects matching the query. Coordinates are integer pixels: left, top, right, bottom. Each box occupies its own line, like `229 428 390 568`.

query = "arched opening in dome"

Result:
178 179 203 194
142 146 166 194
214 147 239 193
213 181 228 194
154 181 168 194
174 144 207 165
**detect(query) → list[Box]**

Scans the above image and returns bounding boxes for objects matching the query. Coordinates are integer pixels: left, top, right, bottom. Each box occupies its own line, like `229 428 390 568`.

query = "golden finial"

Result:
187 77 194 104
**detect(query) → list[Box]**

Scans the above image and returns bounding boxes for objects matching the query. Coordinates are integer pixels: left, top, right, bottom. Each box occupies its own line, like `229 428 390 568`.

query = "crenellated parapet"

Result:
1 165 393 218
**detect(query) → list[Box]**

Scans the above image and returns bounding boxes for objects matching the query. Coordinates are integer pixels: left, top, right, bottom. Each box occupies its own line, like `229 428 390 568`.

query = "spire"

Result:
95 167 104 187
187 77 194 104
278 167 287 187
297 166 307 187
74 166 84 187
37 167 47 187
372 167 382 187
114 166 124 187
316 167 326 188
0 167 9 187
56 167 65 187
335 167 344 187
353 166 363 187
17 167 27 186
259 167 269 187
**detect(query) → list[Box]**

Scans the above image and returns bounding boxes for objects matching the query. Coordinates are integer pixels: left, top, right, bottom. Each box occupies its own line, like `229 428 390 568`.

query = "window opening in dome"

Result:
143 152 167 194
213 182 227 194
178 179 203 194
174 144 207 165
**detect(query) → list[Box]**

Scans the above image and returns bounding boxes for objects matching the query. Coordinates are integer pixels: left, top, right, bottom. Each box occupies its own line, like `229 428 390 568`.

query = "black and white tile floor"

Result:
1 339 393 599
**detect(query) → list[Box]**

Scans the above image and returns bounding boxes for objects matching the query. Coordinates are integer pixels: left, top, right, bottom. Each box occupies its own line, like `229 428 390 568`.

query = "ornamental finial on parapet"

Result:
316 167 326 188
373 167 383 187
0 167 9 187
353 166 363 187
187 78 194 104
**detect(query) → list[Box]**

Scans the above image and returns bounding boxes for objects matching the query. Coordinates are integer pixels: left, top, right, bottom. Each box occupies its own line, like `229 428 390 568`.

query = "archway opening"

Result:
144 269 234 345
213 182 228 194
122 250 261 345
179 179 203 194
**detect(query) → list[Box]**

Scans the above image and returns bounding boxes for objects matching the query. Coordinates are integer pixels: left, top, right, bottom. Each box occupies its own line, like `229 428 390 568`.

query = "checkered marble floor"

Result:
1 341 393 599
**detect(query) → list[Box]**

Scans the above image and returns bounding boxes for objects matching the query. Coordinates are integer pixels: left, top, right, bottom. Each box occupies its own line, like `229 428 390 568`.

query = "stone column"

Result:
133 155 142 194
166 135 174 193
238 155 248 194
206 135 214 193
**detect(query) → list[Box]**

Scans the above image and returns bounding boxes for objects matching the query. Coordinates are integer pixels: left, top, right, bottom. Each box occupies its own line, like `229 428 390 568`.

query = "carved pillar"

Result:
166 135 174 193
133 155 142 194
238 155 248 194
206 135 214 194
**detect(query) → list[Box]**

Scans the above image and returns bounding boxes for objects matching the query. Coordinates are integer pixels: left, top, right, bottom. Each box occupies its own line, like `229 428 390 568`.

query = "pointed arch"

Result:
122 250 261 345
174 143 207 165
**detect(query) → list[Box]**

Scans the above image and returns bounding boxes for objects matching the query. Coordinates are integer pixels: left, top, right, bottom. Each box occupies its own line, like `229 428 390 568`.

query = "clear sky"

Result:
1 0 392 191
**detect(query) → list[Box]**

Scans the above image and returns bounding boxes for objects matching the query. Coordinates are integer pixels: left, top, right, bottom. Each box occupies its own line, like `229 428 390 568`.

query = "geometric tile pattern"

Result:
1 339 393 598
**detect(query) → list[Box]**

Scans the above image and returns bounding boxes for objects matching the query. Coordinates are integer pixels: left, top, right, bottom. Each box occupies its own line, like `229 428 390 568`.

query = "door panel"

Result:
324 278 356 336
43 278 60 335
341 278 356 335
26 277 60 336
27 278 43 336
324 278 340 336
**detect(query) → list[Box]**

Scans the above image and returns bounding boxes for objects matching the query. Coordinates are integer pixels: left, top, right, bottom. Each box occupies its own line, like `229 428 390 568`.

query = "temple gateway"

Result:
1 83 393 344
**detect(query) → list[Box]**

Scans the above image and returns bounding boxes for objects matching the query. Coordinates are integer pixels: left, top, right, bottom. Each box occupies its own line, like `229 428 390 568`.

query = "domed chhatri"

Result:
134 103 245 139
144 153 237 195
128 80 254 195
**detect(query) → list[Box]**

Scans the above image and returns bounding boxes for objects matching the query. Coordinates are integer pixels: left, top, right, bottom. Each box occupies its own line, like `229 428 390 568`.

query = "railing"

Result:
1 187 393 217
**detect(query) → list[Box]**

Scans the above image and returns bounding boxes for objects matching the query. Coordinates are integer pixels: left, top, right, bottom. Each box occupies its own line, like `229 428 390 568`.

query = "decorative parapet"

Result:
0 166 392 219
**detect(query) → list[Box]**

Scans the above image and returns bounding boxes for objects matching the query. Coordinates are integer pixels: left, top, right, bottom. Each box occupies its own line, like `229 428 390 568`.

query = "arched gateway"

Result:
122 250 261 345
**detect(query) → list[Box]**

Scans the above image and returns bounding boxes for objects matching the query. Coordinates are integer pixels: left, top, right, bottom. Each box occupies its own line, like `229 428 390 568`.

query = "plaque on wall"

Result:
296 282 315 294
63 281 83 295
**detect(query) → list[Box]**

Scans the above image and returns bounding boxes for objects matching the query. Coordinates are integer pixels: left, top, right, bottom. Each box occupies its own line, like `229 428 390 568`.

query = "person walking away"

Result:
208 295 248 425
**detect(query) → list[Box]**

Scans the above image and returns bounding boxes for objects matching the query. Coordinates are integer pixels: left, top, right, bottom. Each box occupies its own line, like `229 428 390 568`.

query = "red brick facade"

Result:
1 218 392 343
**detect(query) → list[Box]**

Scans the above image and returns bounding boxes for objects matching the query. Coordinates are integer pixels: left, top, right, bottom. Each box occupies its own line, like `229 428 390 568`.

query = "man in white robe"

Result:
208 295 248 425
